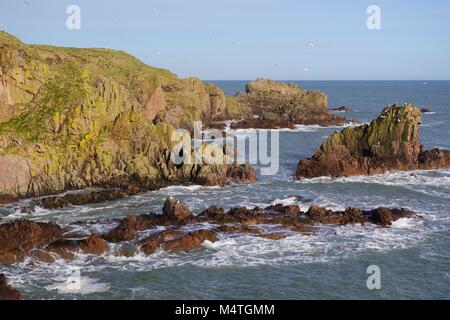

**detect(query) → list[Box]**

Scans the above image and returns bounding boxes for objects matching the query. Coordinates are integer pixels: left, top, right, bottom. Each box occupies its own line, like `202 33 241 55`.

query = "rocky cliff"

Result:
295 103 450 179
0 31 253 201
229 78 349 129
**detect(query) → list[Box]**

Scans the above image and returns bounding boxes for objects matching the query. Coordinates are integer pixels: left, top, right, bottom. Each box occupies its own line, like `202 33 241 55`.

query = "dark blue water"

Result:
1 81 449 299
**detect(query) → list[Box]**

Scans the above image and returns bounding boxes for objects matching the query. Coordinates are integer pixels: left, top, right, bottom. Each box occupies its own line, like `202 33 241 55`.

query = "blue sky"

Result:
1 0 449 80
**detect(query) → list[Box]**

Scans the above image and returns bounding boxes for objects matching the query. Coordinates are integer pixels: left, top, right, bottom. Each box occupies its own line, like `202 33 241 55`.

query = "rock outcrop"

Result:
162 196 193 222
0 220 63 265
295 103 450 179
0 197 417 266
0 274 22 300
0 31 253 201
231 78 350 129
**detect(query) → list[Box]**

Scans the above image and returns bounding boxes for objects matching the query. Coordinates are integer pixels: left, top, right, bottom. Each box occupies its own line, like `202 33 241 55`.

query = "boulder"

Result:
103 214 158 242
45 234 108 259
162 197 193 222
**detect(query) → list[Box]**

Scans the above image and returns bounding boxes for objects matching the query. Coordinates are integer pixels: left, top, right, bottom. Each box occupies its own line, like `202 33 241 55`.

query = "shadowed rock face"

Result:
295 104 450 179
0 274 22 300
231 78 350 129
0 197 417 266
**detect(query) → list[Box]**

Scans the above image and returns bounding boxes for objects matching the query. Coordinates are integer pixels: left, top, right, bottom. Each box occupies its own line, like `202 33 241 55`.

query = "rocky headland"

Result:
295 103 450 179
0 31 255 202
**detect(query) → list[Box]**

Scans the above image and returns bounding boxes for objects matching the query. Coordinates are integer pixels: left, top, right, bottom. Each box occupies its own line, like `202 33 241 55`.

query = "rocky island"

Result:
295 103 450 179
222 78 351 130
0 197 416 266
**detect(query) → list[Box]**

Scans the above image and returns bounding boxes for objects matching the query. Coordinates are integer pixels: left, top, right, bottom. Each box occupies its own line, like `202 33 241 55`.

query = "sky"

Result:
1 0 449 80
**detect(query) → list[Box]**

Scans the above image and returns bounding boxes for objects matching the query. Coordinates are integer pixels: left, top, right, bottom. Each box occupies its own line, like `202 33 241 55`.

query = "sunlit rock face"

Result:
0 31 253 200
295 103 450 179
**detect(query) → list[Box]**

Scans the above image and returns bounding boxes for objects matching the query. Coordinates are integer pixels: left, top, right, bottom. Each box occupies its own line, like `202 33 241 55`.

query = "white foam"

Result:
45 276 110 295
296 169 450 188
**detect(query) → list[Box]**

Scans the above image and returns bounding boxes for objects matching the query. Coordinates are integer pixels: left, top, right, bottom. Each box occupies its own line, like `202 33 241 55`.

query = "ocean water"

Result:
0 81 449 299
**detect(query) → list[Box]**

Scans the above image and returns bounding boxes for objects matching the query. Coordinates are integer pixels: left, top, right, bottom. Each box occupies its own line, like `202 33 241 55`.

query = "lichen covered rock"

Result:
295 103 450 179
0 31 253 201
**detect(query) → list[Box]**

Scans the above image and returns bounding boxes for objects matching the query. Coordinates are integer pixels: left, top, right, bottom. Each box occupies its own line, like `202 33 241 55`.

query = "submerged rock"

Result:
226 163 257 184
0 274 22 300
45 234 108 260
332 106 351 112
295 103 450 179
103 214 159 243
0 220 63 265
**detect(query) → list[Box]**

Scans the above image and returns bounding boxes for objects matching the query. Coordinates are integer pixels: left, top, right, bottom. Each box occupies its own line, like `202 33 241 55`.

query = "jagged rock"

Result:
162 230 218 253
39 196 70 209
0 220 63 265
295 103 450 179
0 201 419 263
139 230 183 254
0 274 22 300
234 78 350 128
103 214 159 242
418 148 450 169
306 206 367 225
366 207 415 227
226 163 257 183
45 234 108 260
162 197 193 221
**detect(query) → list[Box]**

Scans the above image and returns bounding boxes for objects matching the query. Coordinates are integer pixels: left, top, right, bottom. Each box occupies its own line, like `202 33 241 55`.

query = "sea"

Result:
0 81 449 299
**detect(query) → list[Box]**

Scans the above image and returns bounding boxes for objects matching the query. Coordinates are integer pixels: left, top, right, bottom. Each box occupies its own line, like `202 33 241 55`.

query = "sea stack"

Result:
294 103 450 179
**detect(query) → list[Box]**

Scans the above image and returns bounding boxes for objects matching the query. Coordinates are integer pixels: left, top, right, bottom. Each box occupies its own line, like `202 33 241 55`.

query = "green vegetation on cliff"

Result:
0 31 251 199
